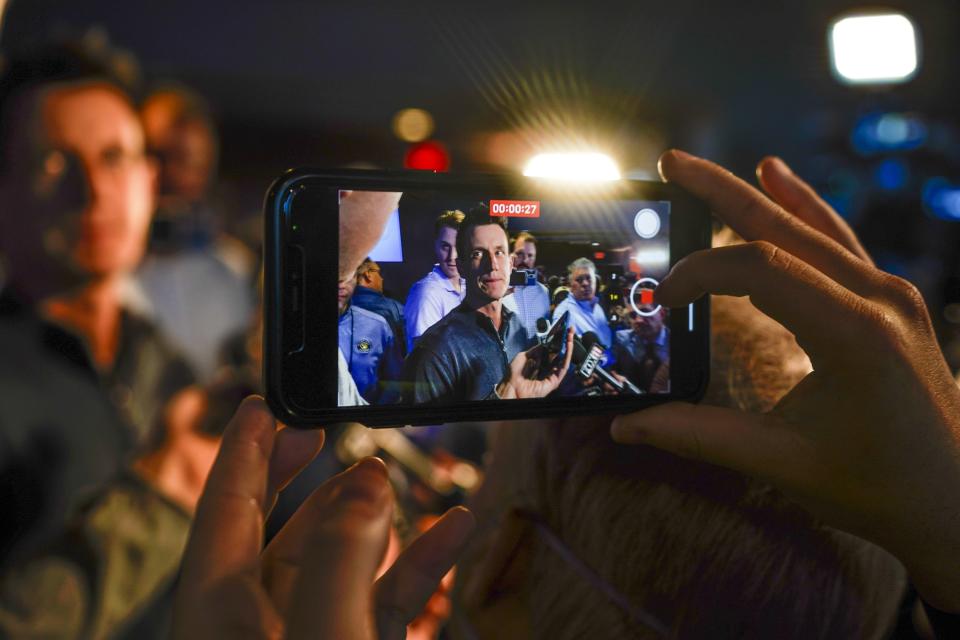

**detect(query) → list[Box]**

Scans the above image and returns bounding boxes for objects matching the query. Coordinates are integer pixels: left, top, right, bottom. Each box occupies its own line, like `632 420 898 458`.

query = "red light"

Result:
593 251 606 260
640 289 654 305
404 140 450 172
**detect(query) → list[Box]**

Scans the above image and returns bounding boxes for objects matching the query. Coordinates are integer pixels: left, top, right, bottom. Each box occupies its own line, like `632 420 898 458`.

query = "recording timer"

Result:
489 199 541 218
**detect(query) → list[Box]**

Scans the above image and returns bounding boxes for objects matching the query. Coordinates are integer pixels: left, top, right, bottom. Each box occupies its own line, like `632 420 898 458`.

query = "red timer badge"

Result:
489 200 541 218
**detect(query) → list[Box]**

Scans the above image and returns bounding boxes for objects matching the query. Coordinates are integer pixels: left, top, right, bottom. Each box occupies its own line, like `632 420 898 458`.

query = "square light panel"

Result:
829 13 918 84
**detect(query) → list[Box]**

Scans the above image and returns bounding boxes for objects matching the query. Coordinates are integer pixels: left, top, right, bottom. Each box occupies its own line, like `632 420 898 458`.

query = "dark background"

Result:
3 0 959 364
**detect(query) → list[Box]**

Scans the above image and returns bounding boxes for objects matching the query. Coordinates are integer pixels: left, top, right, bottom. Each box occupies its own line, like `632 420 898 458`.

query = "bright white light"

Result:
829 13 918 84
633 208 661 239
634 248 669 266
523 152 621 181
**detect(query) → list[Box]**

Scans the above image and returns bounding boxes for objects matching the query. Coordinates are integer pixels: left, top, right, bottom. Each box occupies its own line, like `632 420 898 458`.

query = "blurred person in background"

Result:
352 257 406 355
135 85 256 383
404 209 466 351
502 231 550 339
0 39 216 637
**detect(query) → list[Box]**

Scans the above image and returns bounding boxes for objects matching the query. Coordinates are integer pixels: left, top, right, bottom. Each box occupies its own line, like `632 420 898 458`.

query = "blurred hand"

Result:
497 328 574 399
172 396 475 639
134 386 218 512
611 151 960 612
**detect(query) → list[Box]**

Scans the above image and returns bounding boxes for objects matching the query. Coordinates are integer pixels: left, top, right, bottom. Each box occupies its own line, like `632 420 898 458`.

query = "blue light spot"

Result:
852 112 928 155
875 159 908 190
923 177 960 221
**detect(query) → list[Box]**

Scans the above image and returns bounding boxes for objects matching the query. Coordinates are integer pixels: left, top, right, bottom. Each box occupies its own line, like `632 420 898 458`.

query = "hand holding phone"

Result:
612 151 960 614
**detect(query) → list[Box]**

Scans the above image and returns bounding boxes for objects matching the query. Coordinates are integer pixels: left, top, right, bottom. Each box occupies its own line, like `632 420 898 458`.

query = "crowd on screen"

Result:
337 207 670 406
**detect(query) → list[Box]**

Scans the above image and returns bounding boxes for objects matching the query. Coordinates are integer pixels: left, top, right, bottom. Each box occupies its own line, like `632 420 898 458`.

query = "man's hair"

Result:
461 294 905 639
0 37 139 176
355 257 378 282
143 84 215 130
567 257 596 276
513 231 537 248
434 209 465 238
455 203 508 261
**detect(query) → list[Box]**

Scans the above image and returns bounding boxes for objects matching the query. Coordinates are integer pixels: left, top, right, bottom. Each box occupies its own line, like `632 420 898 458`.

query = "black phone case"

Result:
264 168 711 427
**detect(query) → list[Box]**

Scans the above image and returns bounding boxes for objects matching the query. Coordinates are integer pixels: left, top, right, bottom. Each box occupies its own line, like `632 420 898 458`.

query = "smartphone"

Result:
264 169 711 427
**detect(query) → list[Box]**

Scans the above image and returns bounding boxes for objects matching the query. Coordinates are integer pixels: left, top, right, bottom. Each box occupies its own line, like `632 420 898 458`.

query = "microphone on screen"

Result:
574 332 642 395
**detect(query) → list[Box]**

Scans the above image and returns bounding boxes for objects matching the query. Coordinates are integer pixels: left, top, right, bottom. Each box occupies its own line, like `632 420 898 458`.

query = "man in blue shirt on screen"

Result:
403 210 466 351
338 276 402 403
352 257 406 355
552 257 613 351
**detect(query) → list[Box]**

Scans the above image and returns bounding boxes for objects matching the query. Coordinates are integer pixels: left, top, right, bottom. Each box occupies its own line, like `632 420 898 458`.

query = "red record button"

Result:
490 200 540 218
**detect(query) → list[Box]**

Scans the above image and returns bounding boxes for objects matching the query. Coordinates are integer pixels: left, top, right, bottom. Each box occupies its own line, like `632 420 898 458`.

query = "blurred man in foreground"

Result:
0 41 210 637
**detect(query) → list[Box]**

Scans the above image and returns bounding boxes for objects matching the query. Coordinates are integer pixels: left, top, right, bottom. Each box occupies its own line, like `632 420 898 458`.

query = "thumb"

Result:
610 402 792 481
286 458 394 640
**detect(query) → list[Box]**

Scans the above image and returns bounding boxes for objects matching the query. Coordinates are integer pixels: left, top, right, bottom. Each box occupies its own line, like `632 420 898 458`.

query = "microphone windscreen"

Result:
571 338 588 364
582 331 600 350
536 317 550 333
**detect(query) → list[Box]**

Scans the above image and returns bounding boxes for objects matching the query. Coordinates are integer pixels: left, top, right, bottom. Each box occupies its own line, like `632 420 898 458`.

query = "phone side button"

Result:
286 245 306 354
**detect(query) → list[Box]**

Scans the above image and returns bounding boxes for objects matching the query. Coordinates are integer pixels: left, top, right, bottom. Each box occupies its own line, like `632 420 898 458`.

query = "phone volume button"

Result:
286 245 306 354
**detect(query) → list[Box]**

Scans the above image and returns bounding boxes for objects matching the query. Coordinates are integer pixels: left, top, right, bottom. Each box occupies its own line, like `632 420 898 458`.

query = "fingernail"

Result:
764 156 792 178
658 149 695 183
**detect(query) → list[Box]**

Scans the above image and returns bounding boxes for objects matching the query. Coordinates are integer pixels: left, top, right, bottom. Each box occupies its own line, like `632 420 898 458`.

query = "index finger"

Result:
656 242 873 363
180 396 278 590
659 150 881 299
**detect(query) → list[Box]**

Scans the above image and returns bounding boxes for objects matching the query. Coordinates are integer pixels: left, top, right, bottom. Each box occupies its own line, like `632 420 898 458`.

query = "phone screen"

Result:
337 191 671 407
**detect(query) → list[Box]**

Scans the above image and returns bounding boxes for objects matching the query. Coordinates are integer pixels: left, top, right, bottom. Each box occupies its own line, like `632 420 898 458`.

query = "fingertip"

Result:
354 455 389 475
445 505 477 533
329 457 392 513
757 155 791 182
658 149 693 182
224 395 277 450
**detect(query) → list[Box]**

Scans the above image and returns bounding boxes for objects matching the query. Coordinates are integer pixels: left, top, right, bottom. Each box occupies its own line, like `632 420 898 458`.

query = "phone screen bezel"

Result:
264 168 711 427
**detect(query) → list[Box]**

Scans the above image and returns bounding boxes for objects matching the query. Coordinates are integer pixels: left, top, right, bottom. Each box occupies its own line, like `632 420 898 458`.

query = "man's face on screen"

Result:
570 268 596 301
338 277 356 314
512 240 536 269
631 309 664 339
434 225 459 279
463 224 511 302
